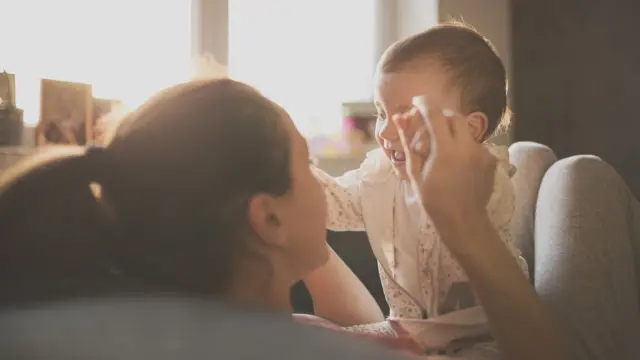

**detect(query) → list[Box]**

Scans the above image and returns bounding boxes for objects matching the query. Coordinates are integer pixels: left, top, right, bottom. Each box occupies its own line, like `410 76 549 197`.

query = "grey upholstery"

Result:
0 297 404 360
509 144 640 359
509 141 558 280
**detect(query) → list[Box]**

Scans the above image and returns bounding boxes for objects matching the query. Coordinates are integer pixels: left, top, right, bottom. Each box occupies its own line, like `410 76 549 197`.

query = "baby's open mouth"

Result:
391 150 406 164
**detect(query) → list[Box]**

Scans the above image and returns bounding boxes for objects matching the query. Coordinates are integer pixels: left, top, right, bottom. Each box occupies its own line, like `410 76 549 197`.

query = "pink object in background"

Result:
307 133 350 158
343 116 357 133
343 115 367 156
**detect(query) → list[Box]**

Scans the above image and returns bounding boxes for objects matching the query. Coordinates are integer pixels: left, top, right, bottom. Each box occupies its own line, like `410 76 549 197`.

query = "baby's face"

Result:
373 62 460 180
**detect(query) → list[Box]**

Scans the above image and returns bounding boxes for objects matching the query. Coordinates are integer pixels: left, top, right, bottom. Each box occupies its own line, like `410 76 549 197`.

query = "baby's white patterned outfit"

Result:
312 145 528 359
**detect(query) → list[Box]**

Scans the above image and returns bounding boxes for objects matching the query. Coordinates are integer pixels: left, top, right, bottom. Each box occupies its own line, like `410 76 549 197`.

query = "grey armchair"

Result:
509 141 558 281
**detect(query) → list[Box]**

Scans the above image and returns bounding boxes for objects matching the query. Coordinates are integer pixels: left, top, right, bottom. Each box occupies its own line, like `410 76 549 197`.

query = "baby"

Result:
312 22 528 358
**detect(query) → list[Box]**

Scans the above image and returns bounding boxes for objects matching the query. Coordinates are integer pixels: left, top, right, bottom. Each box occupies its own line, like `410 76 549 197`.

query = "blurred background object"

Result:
0 71 23 147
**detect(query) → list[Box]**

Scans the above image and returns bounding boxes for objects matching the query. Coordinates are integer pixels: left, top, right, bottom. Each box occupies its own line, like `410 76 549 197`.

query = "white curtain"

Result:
228 0 377 137
0 0 192 125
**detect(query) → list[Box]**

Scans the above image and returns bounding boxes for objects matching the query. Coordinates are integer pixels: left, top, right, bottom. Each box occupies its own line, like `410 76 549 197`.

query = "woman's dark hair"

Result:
0 79 292 305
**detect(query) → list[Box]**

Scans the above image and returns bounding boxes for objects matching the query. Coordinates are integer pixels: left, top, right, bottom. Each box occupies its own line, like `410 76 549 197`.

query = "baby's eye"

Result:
376 111 386 121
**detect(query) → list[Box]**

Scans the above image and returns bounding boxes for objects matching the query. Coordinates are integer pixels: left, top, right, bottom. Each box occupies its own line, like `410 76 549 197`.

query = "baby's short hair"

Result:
378 21 510 139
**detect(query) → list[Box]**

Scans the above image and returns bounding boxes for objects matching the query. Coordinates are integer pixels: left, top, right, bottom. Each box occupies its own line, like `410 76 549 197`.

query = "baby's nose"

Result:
378 119 400 141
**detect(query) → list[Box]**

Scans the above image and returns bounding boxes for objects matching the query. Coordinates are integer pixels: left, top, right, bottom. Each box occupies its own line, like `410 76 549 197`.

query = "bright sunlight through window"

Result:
0 0 191 125
228 0 376 137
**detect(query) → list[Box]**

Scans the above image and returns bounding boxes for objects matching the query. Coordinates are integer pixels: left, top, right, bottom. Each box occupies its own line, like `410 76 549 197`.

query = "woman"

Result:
0 77 587 359
0 79 344 310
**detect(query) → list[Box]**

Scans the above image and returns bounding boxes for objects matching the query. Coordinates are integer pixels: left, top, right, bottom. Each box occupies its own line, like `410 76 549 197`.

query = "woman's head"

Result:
0 79 328 307
373 22 509 179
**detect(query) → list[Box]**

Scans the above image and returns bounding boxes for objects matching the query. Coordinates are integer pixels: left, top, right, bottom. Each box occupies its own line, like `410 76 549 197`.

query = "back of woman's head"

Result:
0 79 294 304
0 148 115 303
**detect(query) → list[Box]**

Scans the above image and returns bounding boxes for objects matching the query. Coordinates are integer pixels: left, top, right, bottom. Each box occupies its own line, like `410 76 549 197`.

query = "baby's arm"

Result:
312 166 365 231
305 154 390 325
304 245 385 326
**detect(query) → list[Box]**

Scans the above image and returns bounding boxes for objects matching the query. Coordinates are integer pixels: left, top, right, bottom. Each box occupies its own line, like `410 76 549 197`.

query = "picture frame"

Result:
36 79 93 146
0 71 16 106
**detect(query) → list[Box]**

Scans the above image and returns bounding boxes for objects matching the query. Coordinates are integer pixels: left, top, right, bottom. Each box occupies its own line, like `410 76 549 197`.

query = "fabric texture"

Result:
507 143 640 360
534 154 640 360
508 142 558 280
0 297 408 360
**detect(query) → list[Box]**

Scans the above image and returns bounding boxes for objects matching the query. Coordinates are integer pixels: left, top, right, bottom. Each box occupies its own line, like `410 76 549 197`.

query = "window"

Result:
1 0 192 125
228 0 376 137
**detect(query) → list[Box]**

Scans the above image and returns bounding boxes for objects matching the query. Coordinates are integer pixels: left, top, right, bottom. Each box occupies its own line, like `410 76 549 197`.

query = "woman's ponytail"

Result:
0 147 120 304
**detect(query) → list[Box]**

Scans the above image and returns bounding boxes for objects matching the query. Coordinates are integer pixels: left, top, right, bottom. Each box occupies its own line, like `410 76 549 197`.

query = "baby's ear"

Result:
466 111 488 141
